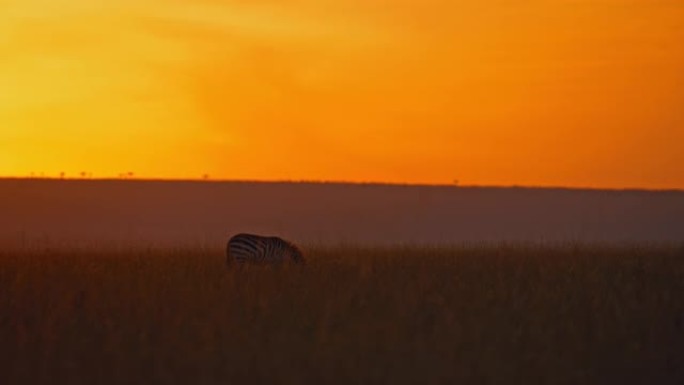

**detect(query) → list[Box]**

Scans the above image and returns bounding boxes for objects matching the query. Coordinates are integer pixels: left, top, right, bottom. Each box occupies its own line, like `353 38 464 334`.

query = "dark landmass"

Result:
1 178 683 248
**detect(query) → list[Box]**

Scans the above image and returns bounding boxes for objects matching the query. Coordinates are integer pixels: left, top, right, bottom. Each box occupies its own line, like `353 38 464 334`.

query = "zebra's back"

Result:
227 233 304 265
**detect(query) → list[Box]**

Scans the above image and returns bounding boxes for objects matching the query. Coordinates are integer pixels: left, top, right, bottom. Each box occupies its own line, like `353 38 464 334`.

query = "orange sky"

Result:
1 0 683 188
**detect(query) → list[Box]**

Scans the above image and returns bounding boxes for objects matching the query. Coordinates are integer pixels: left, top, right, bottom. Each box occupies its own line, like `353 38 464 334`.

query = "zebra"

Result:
227 233 305 265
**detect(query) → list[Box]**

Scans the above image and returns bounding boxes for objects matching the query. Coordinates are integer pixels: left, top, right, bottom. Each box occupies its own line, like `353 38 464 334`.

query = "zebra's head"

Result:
288 243 305 264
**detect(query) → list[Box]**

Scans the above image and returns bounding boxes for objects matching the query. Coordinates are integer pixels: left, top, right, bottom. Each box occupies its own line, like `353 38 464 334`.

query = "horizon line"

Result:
1 176 682 194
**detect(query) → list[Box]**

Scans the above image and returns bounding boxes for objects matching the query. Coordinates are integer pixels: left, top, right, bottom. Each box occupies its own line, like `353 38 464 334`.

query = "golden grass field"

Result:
2 244 684 384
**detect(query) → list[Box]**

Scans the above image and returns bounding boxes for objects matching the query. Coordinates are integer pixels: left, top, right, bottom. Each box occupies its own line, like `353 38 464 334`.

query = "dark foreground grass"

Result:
1 244 683 384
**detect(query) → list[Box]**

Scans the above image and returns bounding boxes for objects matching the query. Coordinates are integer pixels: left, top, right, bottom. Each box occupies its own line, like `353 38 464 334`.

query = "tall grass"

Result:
1 244 683 384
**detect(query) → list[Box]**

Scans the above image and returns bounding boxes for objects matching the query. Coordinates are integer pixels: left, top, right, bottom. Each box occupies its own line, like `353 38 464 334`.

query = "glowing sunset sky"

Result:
1 0 683 188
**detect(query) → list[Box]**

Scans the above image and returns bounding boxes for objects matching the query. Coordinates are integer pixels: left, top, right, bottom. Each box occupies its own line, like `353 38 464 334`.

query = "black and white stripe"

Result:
227 233 305 265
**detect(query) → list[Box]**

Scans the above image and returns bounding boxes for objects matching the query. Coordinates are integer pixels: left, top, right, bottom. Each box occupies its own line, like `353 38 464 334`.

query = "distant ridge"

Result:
1 177 682 194
1 177 683 248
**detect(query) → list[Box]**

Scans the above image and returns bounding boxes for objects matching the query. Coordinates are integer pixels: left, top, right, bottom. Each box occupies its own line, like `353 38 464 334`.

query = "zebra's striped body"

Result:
227 233 304 265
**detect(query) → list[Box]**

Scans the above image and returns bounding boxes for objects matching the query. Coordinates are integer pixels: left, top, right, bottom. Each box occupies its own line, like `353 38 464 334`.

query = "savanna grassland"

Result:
2 244 684 384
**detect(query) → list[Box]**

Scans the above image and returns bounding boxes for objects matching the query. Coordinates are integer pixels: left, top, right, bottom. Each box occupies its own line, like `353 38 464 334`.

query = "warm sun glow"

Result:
2 0 683 188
